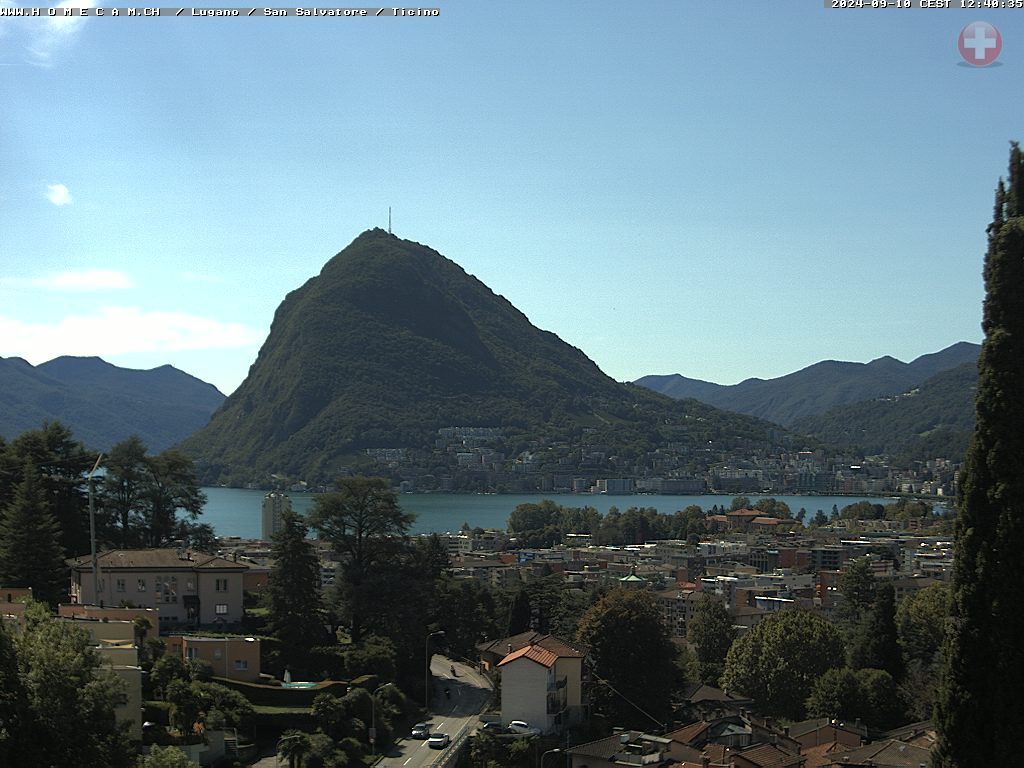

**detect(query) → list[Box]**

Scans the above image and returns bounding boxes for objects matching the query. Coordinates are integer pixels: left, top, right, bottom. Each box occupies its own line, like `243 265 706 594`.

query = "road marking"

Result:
403 758 412 765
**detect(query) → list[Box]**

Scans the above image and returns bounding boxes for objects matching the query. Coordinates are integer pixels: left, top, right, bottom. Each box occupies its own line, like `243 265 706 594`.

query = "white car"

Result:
506 720 541 736
428 732 451 749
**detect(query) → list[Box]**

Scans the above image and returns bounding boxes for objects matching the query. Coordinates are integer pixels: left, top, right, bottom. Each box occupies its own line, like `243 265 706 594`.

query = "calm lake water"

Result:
200 488 934 540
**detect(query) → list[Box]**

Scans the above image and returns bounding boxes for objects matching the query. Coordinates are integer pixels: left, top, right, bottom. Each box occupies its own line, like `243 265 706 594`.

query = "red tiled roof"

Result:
478 631 585 660
801 741 843 768
69 549 247 571
825 739 931 767
668 720 710 745
735 743 802 767
498 643 559 669
726 509 760 518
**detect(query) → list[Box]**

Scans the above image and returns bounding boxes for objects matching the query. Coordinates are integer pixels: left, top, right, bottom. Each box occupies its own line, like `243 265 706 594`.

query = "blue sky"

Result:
1 2 1020 395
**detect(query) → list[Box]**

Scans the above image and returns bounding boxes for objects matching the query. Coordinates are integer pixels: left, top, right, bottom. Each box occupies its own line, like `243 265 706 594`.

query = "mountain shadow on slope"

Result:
182 229 782 485
792 362 977 462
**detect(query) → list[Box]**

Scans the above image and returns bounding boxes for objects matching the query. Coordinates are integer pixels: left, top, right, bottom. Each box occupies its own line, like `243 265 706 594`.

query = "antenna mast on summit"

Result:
388 206 392 234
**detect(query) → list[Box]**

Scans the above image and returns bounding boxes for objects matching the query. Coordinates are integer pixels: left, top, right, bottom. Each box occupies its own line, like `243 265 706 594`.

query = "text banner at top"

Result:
0 7 441 16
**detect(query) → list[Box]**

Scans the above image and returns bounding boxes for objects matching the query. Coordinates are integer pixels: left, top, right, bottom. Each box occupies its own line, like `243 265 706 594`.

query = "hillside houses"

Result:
444 524 953 641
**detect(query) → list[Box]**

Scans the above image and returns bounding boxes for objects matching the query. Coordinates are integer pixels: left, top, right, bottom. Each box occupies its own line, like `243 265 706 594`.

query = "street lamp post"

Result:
370 682 393 757
87 453 103 603
540 747 562 768
425 630 445 711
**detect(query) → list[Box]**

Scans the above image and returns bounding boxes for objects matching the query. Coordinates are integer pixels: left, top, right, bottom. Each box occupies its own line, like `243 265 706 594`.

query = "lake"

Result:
199 487 934 539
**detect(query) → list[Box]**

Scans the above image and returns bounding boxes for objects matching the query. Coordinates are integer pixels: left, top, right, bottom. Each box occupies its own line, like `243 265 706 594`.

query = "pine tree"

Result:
0 461 67 607
934 143 1024 767
266 509 326 666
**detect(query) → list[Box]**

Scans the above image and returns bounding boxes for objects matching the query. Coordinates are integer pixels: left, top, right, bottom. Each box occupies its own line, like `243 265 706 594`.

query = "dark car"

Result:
411 722 430 739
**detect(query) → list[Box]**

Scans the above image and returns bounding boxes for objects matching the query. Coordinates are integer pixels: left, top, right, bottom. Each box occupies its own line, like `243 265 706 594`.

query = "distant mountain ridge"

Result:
635 341 980 426
182 229 781 485
0 356 225 452
793 362 977 462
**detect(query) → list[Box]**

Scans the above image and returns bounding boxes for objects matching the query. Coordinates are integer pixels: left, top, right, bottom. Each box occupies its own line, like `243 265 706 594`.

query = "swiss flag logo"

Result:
959 22 1001 67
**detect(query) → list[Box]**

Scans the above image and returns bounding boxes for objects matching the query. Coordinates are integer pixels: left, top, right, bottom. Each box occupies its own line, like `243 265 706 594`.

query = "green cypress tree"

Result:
848 583 902 681
0 461 67 607
266 509 326 667
934 143 1024 767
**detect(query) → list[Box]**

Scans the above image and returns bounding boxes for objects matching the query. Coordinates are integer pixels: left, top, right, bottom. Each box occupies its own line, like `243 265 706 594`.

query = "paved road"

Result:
375 655 493 768
252 656 492 768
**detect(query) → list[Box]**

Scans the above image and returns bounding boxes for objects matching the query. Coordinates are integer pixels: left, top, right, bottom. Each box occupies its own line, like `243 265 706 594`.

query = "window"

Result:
137 578 146 592
163 576 177 604
186 647 198 660
215 578 228 592
215 604 228 615
116 579 126 593
214 649 223 660
234 659 248 671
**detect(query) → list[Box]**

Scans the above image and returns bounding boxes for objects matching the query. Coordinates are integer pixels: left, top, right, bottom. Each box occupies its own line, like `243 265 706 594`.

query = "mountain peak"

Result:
636 343 980 426
183 232 778 486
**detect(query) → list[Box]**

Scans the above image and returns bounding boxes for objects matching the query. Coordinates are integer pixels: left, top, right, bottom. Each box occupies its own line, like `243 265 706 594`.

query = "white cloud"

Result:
1 0 96 66
0 269 134 291
46 183 72 205
0 307 264 361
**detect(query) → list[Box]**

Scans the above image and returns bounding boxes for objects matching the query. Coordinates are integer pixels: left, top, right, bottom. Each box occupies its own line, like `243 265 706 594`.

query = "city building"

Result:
69 549 249 628
261 491 292 540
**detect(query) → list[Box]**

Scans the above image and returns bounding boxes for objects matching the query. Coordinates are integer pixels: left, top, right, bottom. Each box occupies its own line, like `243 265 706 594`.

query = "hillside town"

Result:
278 426 962 498
0 480 955 767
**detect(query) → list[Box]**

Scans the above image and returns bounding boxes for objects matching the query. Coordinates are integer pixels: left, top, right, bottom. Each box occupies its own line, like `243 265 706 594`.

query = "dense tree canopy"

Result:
721 609 844 720
805 666 903 731
99 437 207 550
137 746 200 768
576 589 679 730
310 477 415 642
6 602 133 768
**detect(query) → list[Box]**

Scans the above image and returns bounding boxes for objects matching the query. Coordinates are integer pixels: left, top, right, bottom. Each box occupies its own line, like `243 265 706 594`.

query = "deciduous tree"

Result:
138 746 200 768
721 609 844 720
310 477 414 641
576 589 678 730
16 602 133 767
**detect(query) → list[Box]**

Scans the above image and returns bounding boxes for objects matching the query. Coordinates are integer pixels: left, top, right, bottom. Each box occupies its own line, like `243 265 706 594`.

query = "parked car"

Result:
428 732 451 749
478 722 509 735
507 720 541 736
411 723 430 739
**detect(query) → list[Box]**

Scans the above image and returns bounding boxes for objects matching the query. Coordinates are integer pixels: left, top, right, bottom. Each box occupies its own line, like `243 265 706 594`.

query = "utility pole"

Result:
88 453 104 602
